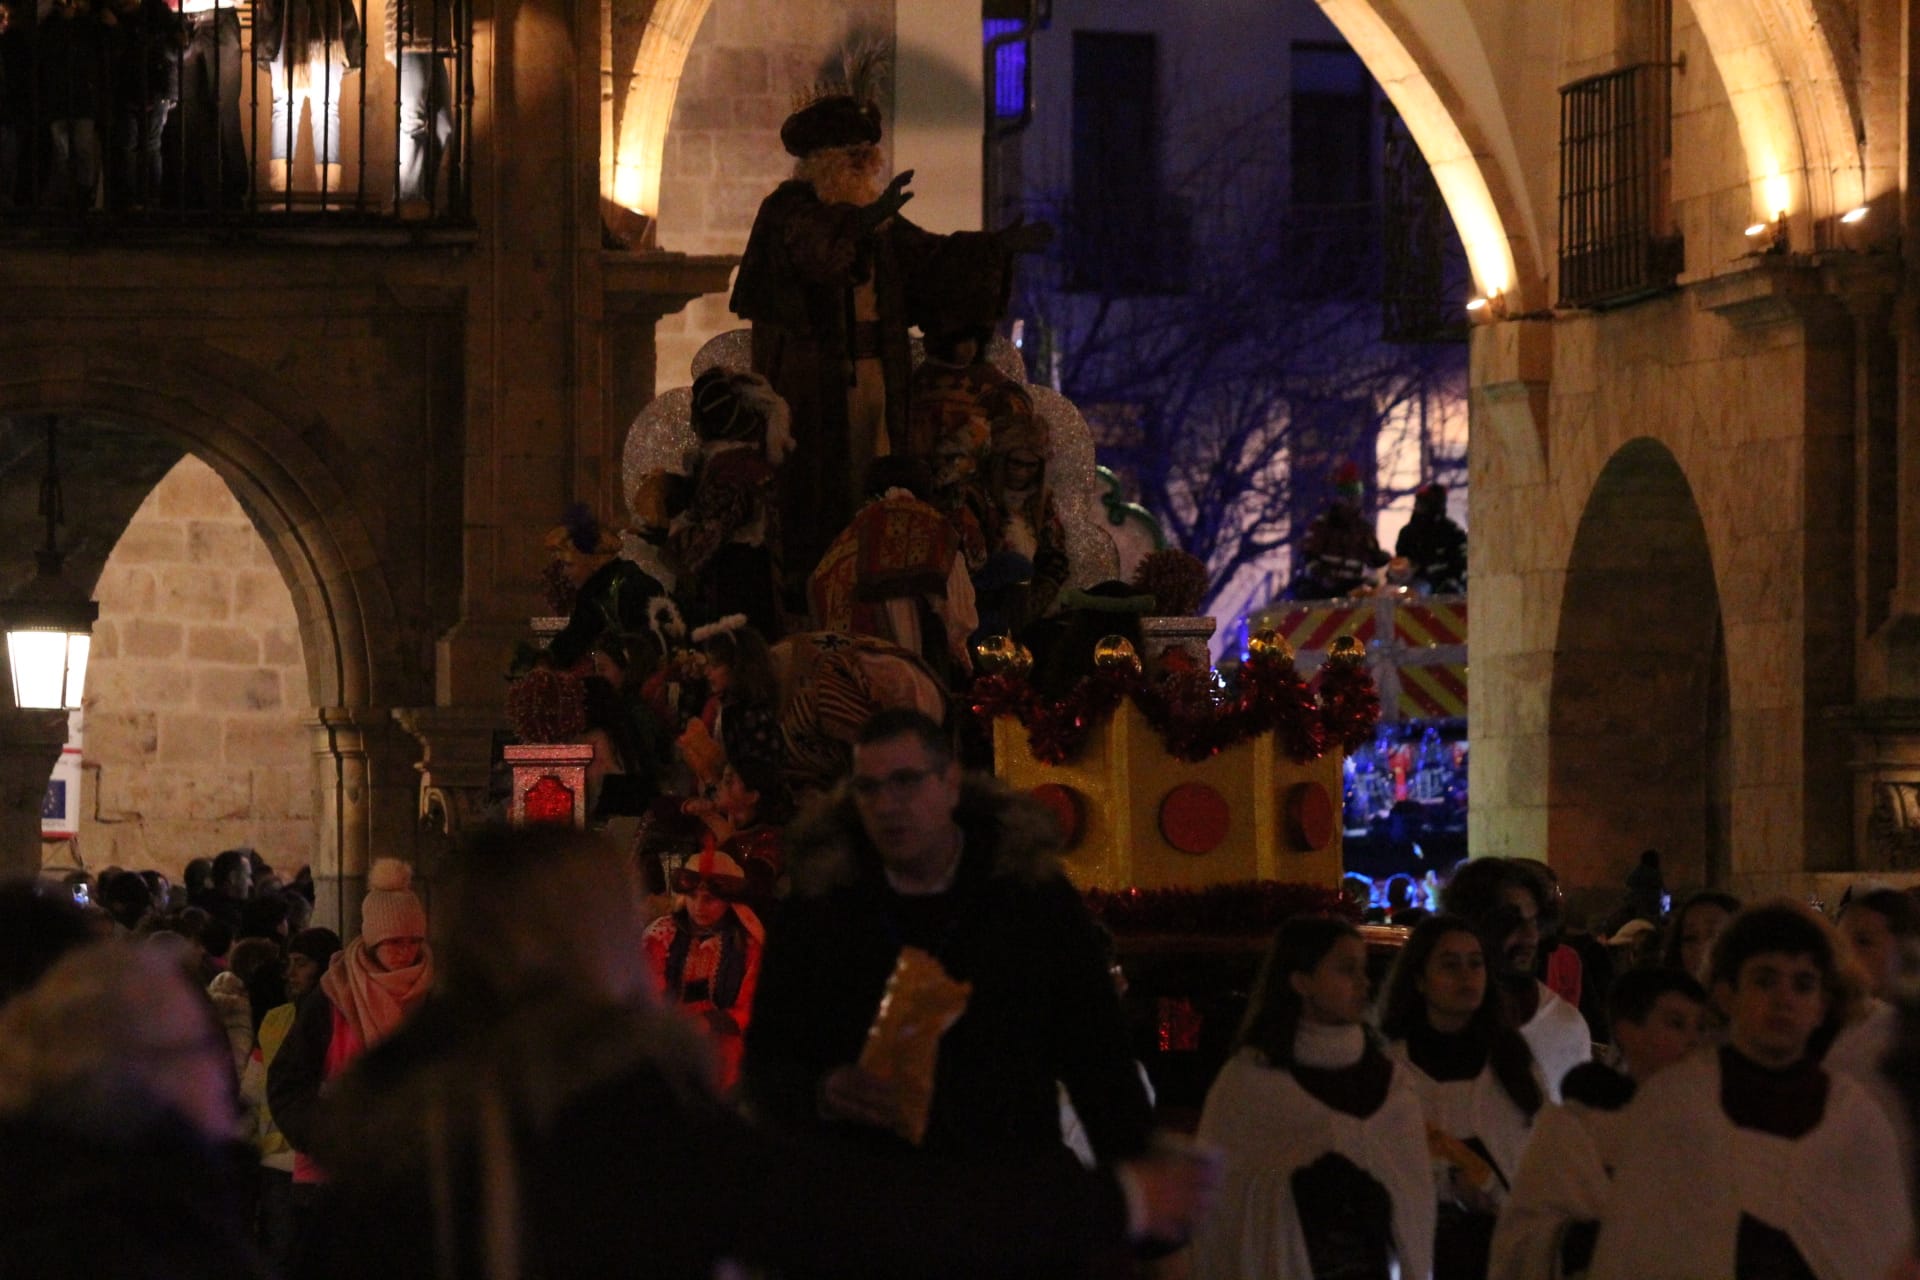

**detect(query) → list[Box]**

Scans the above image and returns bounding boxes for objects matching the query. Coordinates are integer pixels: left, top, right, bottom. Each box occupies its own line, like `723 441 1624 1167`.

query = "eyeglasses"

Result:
851 766 936 801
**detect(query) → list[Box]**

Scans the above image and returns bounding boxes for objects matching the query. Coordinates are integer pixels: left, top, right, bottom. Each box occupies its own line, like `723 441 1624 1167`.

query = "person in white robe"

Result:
1189 917 1434 1280
1488 967 1708 1280
1381 914 1545 1280
1589 902 1909 1280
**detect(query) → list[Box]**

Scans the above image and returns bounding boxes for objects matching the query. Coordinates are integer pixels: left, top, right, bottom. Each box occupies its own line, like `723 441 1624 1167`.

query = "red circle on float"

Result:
1285 782 1335 851
1159 782 1231 854
1031 783 1086 848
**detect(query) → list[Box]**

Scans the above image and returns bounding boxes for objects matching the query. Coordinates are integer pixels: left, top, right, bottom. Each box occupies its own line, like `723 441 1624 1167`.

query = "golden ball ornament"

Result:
1007 643 1035 679
974 635 1015 676
1093 635 1142 677
1247 628 1293 662
1327 635 1367 667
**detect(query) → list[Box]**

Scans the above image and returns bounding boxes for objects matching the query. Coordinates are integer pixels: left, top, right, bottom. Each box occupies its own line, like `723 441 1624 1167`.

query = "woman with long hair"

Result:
1380 913 1543 1280
1188 916 1432 1280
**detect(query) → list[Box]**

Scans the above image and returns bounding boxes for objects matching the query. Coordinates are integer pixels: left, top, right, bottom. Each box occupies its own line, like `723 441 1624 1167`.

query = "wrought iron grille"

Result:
1558 62 1680 307
0 0 473 226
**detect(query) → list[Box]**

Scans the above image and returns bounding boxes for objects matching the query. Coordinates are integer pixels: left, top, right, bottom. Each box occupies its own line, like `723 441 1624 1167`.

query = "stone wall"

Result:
70 457 314 880
653 0 893 387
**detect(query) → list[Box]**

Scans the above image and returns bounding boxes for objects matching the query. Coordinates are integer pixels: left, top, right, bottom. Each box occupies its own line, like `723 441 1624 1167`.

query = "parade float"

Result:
494 52 1396 1109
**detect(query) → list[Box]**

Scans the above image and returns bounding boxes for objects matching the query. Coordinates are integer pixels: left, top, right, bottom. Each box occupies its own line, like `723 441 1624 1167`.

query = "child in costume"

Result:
1189 916 1433 1280
1489 967 1707 1280
640 841 764 1091
1588 902 1908 1280
1380 914 1544 1280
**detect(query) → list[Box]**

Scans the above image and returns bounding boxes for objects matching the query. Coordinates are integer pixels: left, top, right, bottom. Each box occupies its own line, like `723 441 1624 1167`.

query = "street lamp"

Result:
4 418 97 711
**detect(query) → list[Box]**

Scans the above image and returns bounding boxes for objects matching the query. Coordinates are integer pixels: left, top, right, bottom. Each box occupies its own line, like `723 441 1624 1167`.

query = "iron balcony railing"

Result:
0 0 472 228
1557 62 1682 308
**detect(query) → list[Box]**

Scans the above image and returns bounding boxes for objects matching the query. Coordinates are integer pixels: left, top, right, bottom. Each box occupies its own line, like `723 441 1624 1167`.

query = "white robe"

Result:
1386 1040 1537 1202
1518 982 1592 1104
1488 1098 1628 1280
1588 1049 1909 1280
1190 1039 1436 1280
1823 1000 1913 1207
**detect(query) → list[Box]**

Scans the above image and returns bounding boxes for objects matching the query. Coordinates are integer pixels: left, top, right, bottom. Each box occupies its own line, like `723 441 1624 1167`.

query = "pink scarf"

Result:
320 937 434 1049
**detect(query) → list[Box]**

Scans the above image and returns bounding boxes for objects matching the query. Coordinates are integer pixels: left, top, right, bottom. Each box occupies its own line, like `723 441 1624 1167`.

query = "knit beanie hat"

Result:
287 926 343 966
359 858 426 947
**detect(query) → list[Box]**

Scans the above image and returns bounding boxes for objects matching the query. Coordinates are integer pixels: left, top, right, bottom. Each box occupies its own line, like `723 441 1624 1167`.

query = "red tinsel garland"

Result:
506 666 589 743
971 649 1380 765
1085 880 1361 936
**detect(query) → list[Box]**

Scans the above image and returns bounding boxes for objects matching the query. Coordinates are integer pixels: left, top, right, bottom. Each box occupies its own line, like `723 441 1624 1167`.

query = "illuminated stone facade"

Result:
1317 0 1919 900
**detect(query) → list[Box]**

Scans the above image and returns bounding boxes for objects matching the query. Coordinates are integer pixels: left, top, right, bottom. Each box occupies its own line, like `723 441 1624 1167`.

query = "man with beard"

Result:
1441 857 1593 1101
730 85 1050 605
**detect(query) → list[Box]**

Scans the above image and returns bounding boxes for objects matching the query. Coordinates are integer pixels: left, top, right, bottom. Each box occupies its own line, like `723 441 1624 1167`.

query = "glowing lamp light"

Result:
6 616 92 711
1745 222 1771 237
1841 206 1869 225
1465 296 1489 312
4 420 97 711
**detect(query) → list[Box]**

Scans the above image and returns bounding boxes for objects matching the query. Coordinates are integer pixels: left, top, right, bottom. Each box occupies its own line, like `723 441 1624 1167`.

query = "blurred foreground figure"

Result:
302 823 1218 1279
0 943 267 1278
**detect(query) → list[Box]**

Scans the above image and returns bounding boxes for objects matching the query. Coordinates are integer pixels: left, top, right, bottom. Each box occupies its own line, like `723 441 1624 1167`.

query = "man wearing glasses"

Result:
743 708 1153 1170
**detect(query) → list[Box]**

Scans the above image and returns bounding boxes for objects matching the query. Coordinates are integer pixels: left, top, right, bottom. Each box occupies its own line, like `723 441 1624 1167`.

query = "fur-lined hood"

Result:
784 773 1064 897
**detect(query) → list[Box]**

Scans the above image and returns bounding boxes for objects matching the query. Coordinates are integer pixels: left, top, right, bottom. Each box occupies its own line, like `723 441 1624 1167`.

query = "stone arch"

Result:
1549 438 1730 893
1316 0 1544 308
1686 0 1864 229
608 0 712 216
0 344 395 713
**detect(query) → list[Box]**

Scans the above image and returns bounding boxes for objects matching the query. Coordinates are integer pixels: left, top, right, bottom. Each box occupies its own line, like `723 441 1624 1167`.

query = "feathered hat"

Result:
781 39 889 158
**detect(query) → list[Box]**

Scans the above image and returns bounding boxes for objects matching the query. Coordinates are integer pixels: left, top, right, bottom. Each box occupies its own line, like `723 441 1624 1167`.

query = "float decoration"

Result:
970 644 1381 766
506 666 589 744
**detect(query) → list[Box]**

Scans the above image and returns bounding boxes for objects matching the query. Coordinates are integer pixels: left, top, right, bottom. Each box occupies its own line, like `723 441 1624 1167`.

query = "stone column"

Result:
392 704 504 838
309 707 427 939
0 707 69 882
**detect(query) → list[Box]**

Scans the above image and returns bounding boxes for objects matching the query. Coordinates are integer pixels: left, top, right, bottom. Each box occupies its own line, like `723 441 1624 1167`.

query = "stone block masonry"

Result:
65 457 314 880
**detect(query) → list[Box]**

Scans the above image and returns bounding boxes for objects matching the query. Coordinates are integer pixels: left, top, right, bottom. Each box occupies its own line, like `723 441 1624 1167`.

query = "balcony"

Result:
0 0 472 237
1557 62 1683 308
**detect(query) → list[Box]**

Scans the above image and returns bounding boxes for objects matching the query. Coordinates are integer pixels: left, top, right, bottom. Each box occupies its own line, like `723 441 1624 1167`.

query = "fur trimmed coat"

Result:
742 776 1154 1163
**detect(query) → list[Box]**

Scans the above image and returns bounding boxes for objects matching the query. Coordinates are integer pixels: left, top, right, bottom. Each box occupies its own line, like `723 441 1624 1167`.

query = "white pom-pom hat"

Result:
361 857 427 946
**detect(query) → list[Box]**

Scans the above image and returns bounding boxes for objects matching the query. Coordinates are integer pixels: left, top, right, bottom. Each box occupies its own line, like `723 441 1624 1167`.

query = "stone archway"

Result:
1548 437 1730 894
0 348 421 928
77 456 318 880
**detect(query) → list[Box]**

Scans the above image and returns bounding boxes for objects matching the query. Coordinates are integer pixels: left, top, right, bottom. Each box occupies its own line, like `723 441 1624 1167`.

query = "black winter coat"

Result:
742 775 1156 1163
106 0 180 112
35 9 100 119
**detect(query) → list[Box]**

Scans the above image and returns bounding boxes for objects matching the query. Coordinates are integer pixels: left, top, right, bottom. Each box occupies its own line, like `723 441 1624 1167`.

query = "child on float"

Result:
1187 915 1433 1280
640 840 764 1092
692 616 787 812
1488 967 1707 1280
1380 912 1545 1280
1588 901 1908 1280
